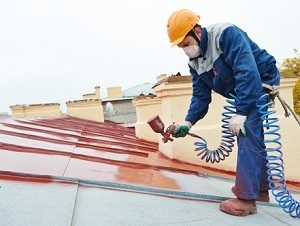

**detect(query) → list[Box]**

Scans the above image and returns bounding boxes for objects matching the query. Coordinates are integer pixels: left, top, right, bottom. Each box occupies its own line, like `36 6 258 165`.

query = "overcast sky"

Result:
0 0 299 113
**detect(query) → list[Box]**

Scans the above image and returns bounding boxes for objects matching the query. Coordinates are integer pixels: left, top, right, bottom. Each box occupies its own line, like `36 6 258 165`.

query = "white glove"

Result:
229 114 247 136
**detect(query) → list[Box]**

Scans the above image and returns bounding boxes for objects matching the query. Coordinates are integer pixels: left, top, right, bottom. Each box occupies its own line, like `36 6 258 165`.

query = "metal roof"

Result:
123 82 156 98
0 116 299 225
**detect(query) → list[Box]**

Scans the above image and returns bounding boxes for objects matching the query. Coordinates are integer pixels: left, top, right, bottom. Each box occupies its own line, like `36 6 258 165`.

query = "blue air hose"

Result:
194 97 236 163
194 93 300 218
257 93 300 218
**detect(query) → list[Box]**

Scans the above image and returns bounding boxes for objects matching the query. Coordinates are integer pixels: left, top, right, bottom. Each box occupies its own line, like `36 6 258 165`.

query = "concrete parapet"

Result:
66 99 104 122
10 103 62 118
133 94 161 142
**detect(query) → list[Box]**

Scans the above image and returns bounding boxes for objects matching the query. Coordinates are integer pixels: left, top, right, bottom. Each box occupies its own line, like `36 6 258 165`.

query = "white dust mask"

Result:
183 45 201 58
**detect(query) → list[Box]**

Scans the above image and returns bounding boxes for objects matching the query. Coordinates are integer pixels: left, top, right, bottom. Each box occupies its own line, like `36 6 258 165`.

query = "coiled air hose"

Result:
194 93 300 218
194 97 236 163
257 94 300 218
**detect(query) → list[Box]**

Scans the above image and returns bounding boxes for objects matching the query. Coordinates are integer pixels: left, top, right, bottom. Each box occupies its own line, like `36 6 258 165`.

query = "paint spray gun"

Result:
147 115 176 143
147 115 201 143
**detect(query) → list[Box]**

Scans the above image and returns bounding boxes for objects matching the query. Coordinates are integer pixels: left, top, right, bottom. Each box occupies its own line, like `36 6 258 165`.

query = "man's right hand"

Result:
172 122 192 138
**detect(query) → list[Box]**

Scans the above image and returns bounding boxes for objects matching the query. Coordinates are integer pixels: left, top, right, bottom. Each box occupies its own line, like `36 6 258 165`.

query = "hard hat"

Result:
167 9 200 47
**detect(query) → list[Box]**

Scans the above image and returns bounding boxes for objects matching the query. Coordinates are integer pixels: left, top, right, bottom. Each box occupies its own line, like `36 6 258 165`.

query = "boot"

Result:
231 186 270 202
219 198 257 216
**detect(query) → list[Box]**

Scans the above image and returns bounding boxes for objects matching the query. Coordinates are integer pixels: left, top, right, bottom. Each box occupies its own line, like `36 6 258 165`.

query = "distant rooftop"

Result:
101 82 156 101
123 82 155 97
123 82 156 98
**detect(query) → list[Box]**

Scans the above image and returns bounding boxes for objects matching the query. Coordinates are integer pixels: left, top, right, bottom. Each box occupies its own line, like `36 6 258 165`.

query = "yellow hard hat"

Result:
167 9 200 47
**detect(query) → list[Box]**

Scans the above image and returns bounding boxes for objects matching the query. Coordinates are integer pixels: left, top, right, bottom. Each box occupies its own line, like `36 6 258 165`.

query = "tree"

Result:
280 49 300 116
294 78 300 116
280 49 300 76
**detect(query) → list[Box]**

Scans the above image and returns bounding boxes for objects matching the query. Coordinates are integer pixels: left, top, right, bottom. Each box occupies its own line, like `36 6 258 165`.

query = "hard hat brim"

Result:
170 36 185 48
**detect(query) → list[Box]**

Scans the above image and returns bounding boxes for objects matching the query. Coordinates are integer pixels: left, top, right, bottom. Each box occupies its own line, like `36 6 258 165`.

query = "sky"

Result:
0 0 299 114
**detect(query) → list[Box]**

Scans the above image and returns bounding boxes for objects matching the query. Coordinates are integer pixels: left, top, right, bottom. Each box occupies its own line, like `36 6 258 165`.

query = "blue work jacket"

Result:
185 23 279 125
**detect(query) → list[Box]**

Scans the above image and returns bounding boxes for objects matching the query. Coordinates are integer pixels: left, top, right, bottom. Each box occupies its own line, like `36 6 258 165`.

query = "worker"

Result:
167 9 280 216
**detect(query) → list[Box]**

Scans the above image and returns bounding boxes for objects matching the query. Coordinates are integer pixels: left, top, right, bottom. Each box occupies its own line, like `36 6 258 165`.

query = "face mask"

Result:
183 45 201 58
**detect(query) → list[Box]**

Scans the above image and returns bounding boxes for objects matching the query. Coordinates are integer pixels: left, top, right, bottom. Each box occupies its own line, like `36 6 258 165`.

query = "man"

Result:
167 9 280 216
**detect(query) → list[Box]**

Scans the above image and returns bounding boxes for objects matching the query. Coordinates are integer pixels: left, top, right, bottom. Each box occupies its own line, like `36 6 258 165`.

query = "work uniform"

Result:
185 23 280 200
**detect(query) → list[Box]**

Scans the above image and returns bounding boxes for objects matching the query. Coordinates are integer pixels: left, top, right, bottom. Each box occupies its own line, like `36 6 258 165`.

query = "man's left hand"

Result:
229 114 247 136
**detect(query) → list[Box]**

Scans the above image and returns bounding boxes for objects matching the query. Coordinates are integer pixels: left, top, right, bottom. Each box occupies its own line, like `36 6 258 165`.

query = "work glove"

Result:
229 114 247 136
172 121 192 138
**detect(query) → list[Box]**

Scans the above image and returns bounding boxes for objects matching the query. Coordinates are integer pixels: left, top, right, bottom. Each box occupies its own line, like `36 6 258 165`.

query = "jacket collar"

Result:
200 27 207 57
189 27 207 61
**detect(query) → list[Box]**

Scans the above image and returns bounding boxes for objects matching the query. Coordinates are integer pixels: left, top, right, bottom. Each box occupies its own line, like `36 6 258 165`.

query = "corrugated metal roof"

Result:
101 83 155 101
0 116 208 188
123 82 155 98
0 116 299 225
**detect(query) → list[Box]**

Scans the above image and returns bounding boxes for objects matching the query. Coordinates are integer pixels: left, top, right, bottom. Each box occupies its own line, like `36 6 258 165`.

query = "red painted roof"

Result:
2 116 300 224
0 116 209 189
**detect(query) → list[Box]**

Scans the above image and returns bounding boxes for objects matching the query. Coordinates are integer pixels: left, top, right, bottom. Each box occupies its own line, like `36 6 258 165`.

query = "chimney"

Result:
107 86 122 99
95 86 101 99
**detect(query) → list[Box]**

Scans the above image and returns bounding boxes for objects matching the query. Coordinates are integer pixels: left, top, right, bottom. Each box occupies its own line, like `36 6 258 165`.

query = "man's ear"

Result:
194 27 201 38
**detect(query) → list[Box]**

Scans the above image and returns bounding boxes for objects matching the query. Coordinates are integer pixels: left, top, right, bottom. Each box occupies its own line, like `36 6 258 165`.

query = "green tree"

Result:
294 78 300 116
280 49 300 76
280 49 300 116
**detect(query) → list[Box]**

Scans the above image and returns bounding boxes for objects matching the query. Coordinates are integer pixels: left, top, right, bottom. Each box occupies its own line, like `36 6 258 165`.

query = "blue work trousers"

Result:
234 96 269 200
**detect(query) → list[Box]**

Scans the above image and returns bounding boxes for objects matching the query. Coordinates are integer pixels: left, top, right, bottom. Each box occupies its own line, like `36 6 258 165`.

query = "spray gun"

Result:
147 115 176 143
147 115 202 143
